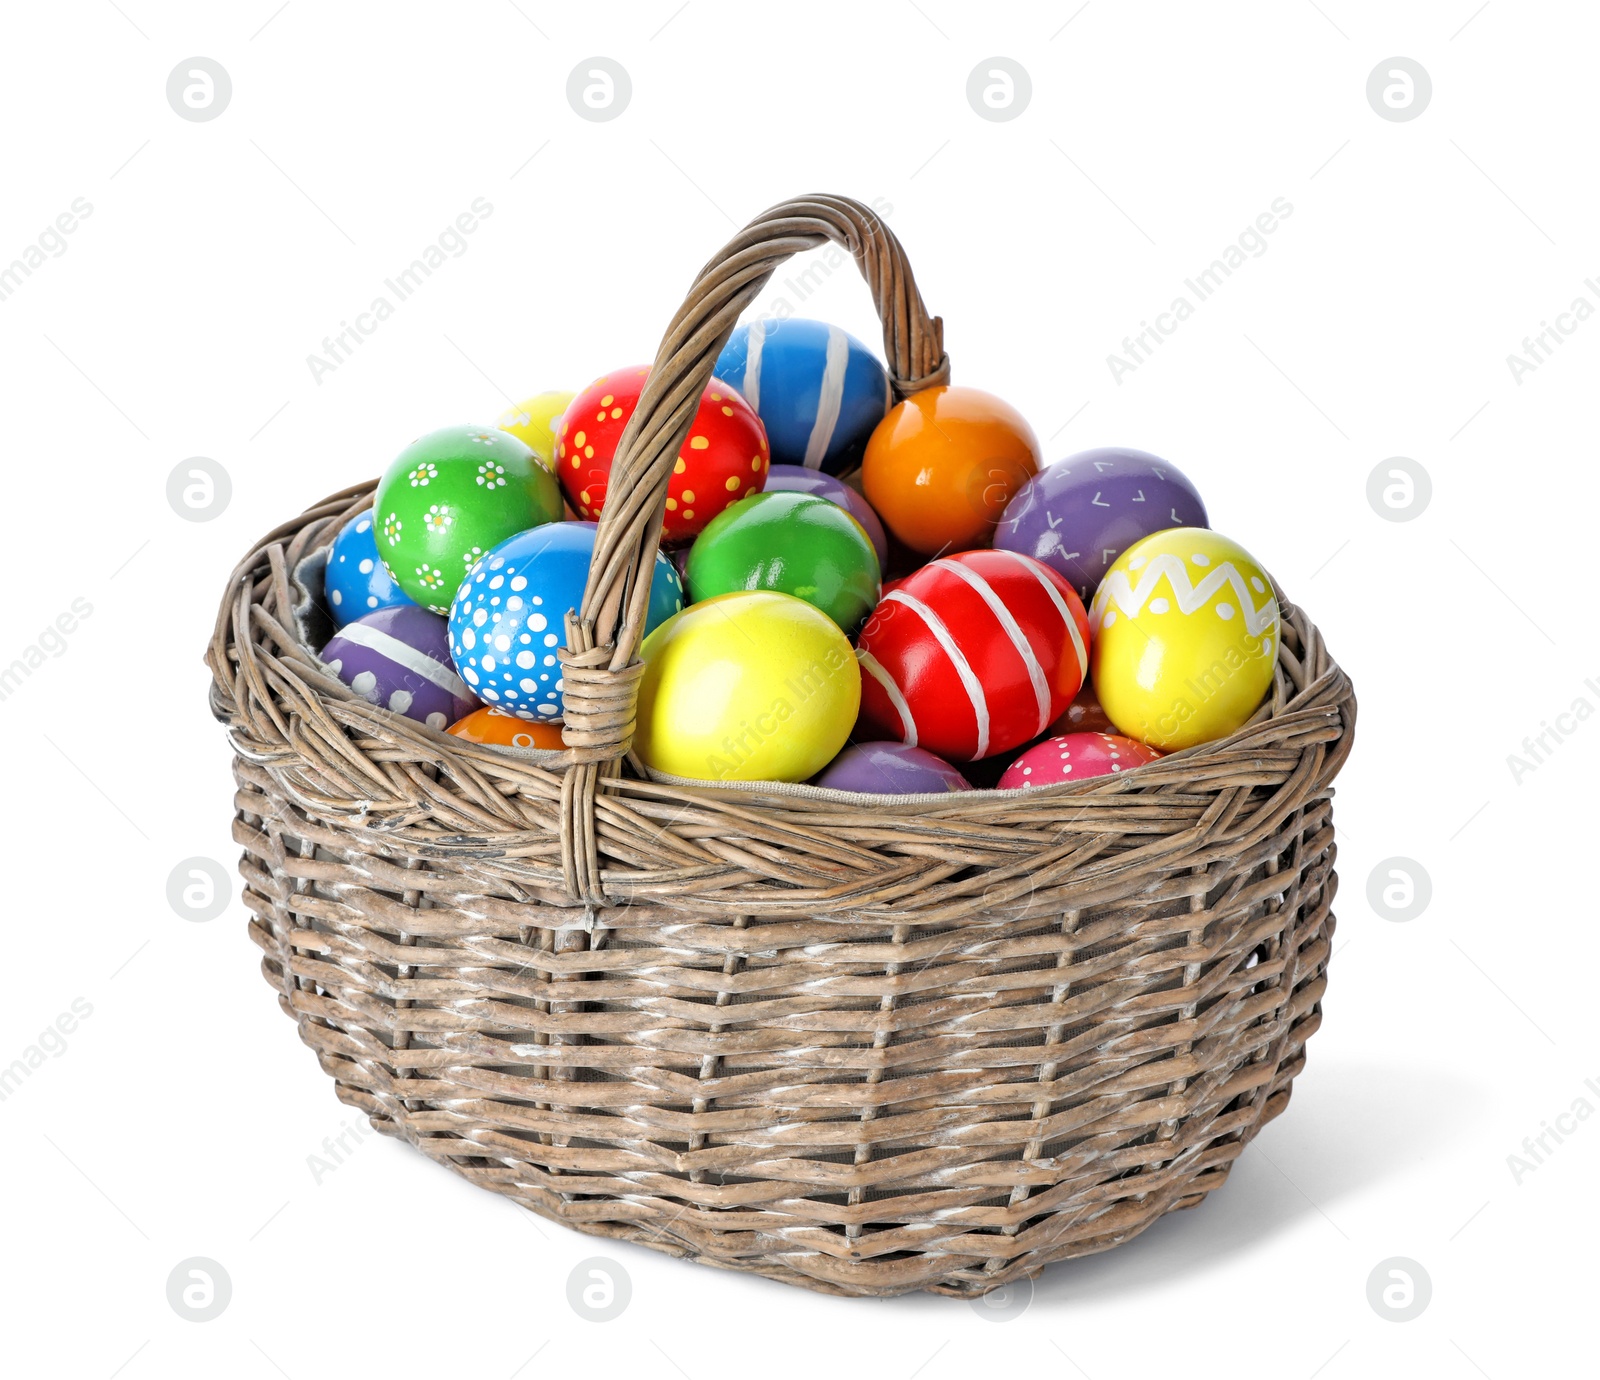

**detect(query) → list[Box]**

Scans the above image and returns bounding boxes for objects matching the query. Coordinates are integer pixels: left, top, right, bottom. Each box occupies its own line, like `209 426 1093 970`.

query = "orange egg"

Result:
447 707 565 750
861 386 1040 556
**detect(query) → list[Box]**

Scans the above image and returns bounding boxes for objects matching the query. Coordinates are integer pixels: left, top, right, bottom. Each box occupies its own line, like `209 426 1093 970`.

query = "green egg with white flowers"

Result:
373 424 563 613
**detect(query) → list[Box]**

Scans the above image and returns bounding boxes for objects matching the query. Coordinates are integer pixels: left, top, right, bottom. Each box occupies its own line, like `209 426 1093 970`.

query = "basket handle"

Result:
554 193 948 904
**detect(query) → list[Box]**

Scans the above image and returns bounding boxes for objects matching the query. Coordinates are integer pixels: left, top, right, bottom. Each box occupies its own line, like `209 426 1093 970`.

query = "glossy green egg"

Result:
373 424 563 612
685 491 880 634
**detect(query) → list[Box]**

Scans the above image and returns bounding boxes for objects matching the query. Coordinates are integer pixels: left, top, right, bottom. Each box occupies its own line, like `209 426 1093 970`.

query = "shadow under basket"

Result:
207 194 1356 1298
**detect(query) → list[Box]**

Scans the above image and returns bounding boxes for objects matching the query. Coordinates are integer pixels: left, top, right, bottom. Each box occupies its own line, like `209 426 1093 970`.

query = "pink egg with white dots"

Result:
998 732 1161 789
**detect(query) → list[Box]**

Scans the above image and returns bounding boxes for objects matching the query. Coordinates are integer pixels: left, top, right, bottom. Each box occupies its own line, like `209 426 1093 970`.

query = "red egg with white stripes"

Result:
998 732 1162 789
854 549 1090 762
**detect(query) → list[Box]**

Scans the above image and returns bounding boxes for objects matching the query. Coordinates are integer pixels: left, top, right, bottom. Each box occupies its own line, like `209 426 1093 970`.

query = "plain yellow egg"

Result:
634 591 861 782
1089 527 1279 751
496 390 575 469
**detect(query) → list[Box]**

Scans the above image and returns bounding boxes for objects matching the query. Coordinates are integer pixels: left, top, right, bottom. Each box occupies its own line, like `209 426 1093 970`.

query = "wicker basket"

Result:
207 194 1356 1298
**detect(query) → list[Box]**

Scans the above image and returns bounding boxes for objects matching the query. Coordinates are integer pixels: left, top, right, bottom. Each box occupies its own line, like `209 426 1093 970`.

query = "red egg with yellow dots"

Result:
554 367 770 543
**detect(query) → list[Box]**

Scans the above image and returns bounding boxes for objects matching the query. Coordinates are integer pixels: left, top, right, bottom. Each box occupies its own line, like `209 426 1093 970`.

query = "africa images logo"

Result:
305 198 496 383
1106 198 1294 382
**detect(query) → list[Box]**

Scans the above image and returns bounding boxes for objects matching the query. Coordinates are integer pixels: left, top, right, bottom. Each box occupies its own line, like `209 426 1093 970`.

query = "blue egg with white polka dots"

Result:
447 521 683 721
324 508 415 628
714 317 891 476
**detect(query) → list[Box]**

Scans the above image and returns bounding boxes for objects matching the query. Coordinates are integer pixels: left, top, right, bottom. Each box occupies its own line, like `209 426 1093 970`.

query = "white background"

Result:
1 1 1595 1376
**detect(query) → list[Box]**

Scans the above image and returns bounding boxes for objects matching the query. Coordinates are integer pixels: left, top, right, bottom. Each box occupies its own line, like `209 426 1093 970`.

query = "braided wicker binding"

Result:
206 194 1356 1298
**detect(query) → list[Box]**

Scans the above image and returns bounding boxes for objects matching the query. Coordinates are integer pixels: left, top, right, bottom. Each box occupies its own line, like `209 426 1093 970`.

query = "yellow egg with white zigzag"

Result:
1089 528 1280 751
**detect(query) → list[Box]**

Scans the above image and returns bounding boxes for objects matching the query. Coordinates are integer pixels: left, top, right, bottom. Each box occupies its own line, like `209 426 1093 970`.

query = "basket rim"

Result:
211 486 1356 931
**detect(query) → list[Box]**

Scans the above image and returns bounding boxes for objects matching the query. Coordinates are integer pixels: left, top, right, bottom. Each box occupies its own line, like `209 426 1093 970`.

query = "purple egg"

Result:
763 463 888 572
764 462 850 501
321 604 477 731
995 447 1208 601
814 741 971 794
837 485 889 573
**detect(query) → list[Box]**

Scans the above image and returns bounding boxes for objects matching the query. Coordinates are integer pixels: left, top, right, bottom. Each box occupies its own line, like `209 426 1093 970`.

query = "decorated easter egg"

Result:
763 463 889 571
996 447 1209 602
998 732 1162 789
713 318 890 475
324 508 414 627
855 549 1089 762
448 706 567 750
686 491 880 634
554 367 769 542
861 386 1041 556
374 425 564 613
814 741 971 794
496 390 576 467
449 521 682 721
321 604 476 730
634 591 860 782
1089 528 1279 751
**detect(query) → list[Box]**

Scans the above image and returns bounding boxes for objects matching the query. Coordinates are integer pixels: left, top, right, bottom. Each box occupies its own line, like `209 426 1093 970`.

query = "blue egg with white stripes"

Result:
714 318 891 476
324 508 414 628
447 521 683 721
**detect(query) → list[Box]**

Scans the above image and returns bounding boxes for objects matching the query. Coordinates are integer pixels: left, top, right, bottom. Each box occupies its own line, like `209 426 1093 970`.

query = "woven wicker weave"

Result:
206 194 1356 1298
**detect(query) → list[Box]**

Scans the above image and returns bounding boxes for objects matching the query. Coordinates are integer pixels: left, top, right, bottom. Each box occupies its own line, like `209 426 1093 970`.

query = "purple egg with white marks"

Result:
813 741 971 794
995 447 1208 602
321 604 477 731
764 463 889 572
